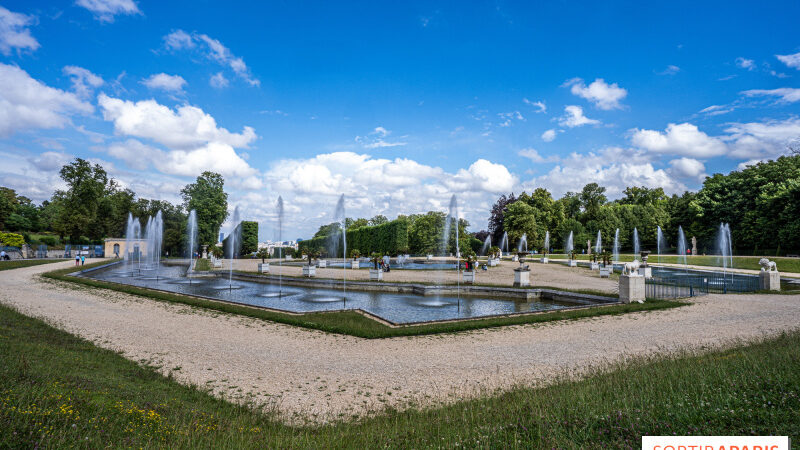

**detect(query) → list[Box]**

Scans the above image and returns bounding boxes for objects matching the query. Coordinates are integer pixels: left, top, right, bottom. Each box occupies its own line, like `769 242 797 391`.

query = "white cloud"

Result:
725 117 800 160
526 147 687 198
523 98 546 113
497 111 524 127
0 6 39 55
630 122 727 158
63 65 104 98
0 63 93 137
28 151 73 171
558 105 600 128
541 129 557 142
699 104 734 116
741 88 800 103
452 159 517 194
107 139 163 170
98 94 256 149
658 65 680 75
776 52 800 70
209 72 229 89
141 73 186 93
668 157 706 182
563 77 627 110
518 148 559 163
75 0 141 23
163 30 194 51
355 127 406 149
735 57 755 71
162 30 259 86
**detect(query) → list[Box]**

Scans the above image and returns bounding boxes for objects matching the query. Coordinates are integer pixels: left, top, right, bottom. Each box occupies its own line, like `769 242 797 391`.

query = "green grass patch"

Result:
548 253 800 273
1 302 798 448
42 260 682 338
194 258 210 272
0 259 66 271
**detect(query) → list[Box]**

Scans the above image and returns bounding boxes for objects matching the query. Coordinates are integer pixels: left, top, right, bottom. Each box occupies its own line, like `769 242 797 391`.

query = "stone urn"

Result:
303 265 316 277
369 268 383 281
258 262 270 273
638 250 652 278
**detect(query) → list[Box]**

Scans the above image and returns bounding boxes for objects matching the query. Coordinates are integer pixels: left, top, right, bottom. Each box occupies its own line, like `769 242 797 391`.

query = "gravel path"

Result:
2 260 799 424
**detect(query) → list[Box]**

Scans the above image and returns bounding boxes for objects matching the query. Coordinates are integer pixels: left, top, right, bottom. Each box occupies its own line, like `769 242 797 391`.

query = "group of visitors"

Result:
0 250 9 261
74 254 85 266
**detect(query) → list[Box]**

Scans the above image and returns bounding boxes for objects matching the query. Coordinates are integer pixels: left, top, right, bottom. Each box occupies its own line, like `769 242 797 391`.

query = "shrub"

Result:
299 219 409 256
0 232 24 247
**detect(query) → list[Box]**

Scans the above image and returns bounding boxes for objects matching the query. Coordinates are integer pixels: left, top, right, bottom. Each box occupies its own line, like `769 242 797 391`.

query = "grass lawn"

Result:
42 260 682 338
0 259 66 271
1 301 798 448
548 253 800 273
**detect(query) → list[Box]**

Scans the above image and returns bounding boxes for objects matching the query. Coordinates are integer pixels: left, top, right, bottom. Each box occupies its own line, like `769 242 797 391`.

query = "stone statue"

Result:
691 236 697 255
622 259 641 276
759 258 778 272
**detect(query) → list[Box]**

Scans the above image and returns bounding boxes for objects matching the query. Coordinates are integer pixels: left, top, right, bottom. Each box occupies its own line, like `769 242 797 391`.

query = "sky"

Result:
1 0 799 240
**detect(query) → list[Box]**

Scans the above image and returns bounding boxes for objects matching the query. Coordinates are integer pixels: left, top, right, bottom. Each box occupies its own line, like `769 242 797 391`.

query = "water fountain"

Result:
500 231 509 256
541 230 550 263
123 213 141 274
276 196 284 296
480 235 491 256
594 230 602 254
612 228 620 263
142 211 163 281
441 195 461 309
333 194 347 305
224 206 241 290
657 226 666 263
677 225 688 270
518 233 527 253
186 209 197 281
633 227 640 259
717 222 733 280
564 231 574 255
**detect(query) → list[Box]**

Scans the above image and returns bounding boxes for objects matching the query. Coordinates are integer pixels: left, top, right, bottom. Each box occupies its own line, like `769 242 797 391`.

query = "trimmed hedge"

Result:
0 231 24 247
299 219 409 256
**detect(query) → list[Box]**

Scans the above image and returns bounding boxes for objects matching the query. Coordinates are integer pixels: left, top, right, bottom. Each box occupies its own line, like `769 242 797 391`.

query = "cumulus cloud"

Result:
630 122 727 158
97 94 258 179
98 94 256 149
525 147 687 198
0 63 93 137
725 117 800 160
355 127 406 149
0 6 39 55
776 52 800 70
541 129 557 142
63 65 103 98
741 88 800 103
497 111 524 127
75 0 141 22
735 57 755 70
558 105 600 128
668 157 706 182
162 30 258 87
29 151 73 171
523 98 546 113
563 78 627 110
141 73 186 93
518 148 559 163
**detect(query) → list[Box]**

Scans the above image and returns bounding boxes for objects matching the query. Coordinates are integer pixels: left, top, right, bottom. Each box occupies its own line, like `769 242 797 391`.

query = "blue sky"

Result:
1 0 799 239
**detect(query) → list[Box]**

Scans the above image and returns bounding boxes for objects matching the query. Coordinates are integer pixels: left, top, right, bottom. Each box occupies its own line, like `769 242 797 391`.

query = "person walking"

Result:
75 254 80 266
80 254 85 266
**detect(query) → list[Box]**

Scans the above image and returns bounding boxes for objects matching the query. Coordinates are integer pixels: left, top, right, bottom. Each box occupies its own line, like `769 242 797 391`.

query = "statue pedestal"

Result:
317 260 327 268
463 271 476 284
513 269 530 287
619 274 645 303
202 245 208 259
599 267 612 278
351 260 359 269
637 267 652 278
258 263 270 273
303 265 316 277
539 257 549 264
512 255 519 262
759 270 780 291
488 258 498 267
568 260 578 267
369 269 383 281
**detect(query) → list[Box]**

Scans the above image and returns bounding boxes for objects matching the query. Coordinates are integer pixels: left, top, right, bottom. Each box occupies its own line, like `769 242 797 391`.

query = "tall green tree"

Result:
52 159 110 242
181 172 228 247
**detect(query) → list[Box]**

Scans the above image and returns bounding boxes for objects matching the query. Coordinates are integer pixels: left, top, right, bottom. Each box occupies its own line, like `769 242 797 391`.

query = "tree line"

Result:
480 155 800 256
0 159 230 256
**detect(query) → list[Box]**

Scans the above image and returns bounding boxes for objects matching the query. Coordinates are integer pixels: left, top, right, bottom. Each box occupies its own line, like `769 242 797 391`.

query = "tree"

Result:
579 183 607 219
0 187 19 229
369 215 388 226
502 201 540 250
181 172 228 247
488 193 516 246
52 159 110 242
346 218 369 230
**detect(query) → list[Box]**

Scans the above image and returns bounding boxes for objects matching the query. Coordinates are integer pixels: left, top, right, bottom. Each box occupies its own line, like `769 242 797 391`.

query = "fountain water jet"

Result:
441 195 461 310
564 231 574 255
500 232 509 256
677 225 688 270
613 228 620 263
226 206 241 290
186 210 197 282
480 236 491 256
633 227 640 258
332 194 347 306
543 231 550 254
594 231 602 255
276 196 284 296
657 226 666 263
717 223 734 281
518 233 527 253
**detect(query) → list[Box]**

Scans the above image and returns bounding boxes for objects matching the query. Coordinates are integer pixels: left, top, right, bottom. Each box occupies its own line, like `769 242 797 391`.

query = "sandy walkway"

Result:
226 257 620 294
2 260 800 424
